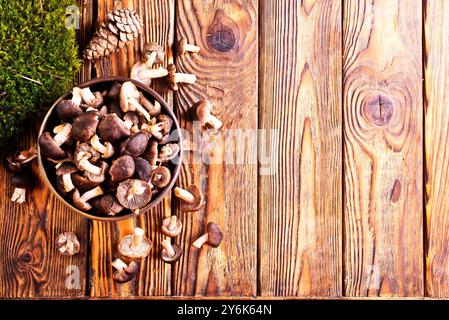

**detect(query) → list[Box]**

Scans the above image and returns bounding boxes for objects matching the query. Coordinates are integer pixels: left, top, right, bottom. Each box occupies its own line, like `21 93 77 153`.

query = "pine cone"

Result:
84 9 144 61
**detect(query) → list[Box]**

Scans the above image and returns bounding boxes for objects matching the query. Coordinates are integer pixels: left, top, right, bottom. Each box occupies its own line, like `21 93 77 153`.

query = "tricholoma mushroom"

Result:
56 232 80 256
161 239 182 264
118 227 152 259
193 222 223 249
116 179 152 210
112 258 138 283
161 215 182 237
174 185 204 211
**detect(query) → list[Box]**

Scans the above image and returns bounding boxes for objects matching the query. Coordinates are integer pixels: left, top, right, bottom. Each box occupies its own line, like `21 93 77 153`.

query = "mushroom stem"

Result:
53 123 72 146
139 68 168 79
174 187 195 203
81 87 96 105
112 258 128 271
184 43 200 53
174 73 197 84
145 51 158 67
79 157 101 175
130 228 144 251
90 135 114 158
168 216 178 231
162 239 175 258
129 100 152 122
81 186 103 202
72 87 83 107
11 188 26 204
206 115 223 130
62 173 75 192
192 233 209 249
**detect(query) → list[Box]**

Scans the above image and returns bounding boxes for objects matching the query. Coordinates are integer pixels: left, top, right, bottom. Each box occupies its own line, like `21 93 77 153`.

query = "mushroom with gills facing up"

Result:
158 143 180 163
116 179 152 211
72 186 104 211
118 227 152 259
109 155 135 182
193 222 223 248
11 170 33 204
120 81 152 122
72 111 100 141
97 113 130 142
130 64 168 87
166 64 196 91
161 215 182 237
56 162 78 193
174 185 204 211
56 232 80 256
178 38 200 55
161 239 182 264
193 99 222 130
56 87 83 121
150 166 171 188
112 258 139 283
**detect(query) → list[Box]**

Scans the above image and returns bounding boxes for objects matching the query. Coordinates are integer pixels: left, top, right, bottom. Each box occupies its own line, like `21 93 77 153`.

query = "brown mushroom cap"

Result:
161 216 182 237
4 147 37 173
97 113 130 142
56 162 78 176
39 132 66 159
157 114 173 136
108 82 121 100
175 185 204 211
118 228 152 259
109 155 135 182
120 132 149 157
11 170 33 189
116 179 152 210
92 194 124 216
72 173 101 191
134 157 152 182
85 161 109 184
74 142 100 165
55 162 78 194
150 166 171 188
72 111 100 141
206 222 223 248
112 260 138 283
107 101 124 118
56 99 83 122
56 232 80 256
161 242 182 264
143 140 158 167
123 111 141 126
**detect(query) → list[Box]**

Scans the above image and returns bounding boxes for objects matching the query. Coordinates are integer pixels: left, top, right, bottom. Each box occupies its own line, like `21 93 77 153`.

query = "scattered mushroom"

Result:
193 99 222 130
116 179 152 210
178 38 200 55
174 185 204 211
3 146 37 173
56 232 80 256
39 132 66 159
72 186 104 211
192 222 223 249
109 155 135 182
118 227 152 259
166 64 197 91
161 215 182 237
120 81 152 122
112 258 138 283
56 162 78 193
11 170 33 204
150 166 171 188
90 135 114 158
161 239 182 264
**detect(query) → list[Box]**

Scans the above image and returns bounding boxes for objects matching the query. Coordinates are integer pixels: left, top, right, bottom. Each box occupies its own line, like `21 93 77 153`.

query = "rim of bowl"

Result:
37 77 183 221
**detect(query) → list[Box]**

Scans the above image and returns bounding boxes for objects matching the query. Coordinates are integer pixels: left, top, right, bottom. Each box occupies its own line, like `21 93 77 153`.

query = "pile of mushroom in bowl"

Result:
38 78 182 221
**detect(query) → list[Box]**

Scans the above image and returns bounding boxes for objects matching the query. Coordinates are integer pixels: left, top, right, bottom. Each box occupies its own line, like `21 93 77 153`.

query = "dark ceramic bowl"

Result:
37 77 182 221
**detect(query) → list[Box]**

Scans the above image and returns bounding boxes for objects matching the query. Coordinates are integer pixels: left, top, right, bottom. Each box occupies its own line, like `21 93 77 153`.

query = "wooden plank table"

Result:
1 0 448 299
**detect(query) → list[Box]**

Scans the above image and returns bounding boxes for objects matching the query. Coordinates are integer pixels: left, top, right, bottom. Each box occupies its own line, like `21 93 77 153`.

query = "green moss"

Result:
0 0 81 148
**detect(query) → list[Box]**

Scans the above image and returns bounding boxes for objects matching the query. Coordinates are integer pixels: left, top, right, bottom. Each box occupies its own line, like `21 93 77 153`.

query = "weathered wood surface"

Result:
424 0 449 298
259 0 342 296
343 0 423 296
172 0 258 296
1 0 448 299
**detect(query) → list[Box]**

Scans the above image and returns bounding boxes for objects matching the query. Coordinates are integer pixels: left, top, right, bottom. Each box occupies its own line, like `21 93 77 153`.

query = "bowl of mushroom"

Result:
37 77 182 221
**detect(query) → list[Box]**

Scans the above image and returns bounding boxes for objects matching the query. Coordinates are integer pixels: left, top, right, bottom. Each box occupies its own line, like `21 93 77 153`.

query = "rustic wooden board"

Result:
424 0 449 298
343 0 423 296
86 0 174 297
172 0 258 296
258 0 342 296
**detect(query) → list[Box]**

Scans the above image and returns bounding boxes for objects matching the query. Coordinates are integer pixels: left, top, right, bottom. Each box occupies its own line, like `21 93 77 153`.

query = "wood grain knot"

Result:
364 95 394 126
206 10 239 53
19 252 33 264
